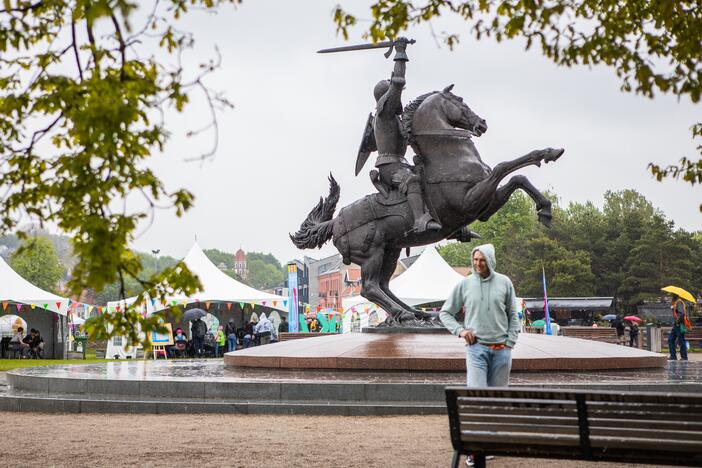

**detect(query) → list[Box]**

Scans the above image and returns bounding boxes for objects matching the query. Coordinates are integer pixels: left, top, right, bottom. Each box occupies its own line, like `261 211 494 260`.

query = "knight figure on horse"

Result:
357 37 441 234
292 38 565 326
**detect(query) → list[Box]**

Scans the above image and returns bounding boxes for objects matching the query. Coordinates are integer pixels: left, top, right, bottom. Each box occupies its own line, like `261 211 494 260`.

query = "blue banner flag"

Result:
542 266 552 335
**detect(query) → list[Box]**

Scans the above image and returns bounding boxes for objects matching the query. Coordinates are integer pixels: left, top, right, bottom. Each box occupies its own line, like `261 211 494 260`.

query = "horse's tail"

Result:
290 174 340 249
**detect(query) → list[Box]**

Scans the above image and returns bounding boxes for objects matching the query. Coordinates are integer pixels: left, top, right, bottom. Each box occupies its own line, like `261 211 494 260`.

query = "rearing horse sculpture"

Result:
291 85 563 325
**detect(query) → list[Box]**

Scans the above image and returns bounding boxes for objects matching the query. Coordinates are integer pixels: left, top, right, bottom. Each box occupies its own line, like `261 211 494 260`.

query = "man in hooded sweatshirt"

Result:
440 243 520 387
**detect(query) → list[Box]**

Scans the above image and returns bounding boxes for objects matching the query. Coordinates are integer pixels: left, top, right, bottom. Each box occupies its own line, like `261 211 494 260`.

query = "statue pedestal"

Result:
223 332 665 372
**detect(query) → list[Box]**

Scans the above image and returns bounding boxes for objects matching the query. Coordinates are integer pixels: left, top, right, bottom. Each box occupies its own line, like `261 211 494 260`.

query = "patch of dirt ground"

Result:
0 412 666 467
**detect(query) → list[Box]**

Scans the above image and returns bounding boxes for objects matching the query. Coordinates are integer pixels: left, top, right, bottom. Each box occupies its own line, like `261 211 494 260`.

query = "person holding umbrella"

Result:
663 286 695 361
191 316 208 357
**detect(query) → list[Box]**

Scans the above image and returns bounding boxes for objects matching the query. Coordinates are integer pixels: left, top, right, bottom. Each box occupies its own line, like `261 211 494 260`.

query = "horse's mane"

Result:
402 91 437 143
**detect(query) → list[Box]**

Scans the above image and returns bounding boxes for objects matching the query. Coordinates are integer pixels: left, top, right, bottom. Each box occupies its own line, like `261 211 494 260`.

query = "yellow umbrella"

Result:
661 286 696 303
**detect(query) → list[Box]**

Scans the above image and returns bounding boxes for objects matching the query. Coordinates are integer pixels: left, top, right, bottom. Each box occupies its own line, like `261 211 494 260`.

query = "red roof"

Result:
234 249 246 261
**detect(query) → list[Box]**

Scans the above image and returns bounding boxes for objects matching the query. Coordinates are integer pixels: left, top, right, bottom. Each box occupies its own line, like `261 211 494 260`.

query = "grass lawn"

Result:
0 358 127 372
0 349 129 372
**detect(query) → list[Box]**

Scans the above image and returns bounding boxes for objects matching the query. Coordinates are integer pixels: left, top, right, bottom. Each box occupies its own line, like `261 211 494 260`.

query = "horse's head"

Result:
438 84 488 137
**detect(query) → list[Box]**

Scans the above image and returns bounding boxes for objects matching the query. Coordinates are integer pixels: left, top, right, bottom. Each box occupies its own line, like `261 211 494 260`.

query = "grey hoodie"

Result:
439 243 520 348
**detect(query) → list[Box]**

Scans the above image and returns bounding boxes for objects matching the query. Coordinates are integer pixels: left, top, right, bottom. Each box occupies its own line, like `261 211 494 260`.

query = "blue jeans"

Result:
227 335 237 352
466 343 512 387
668 327 688 360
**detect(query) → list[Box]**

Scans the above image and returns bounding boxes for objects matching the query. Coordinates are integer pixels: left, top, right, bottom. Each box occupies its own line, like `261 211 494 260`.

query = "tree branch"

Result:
71 18 83 81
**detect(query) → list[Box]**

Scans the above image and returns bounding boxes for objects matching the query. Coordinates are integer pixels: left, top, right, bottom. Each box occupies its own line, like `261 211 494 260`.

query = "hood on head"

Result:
471 243 497 275
260 312 267 321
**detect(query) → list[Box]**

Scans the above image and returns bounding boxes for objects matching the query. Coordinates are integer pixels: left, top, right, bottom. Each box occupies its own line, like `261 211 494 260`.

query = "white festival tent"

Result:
107 242 289 314
342 245 465 311
0 255 69 315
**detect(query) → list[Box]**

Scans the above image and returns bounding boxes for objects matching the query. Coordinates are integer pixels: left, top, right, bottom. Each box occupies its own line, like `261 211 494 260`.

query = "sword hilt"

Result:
384 38 416 59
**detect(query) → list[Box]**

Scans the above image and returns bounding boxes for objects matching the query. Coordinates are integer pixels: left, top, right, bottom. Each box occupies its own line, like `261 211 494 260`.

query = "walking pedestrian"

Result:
668 295 690 361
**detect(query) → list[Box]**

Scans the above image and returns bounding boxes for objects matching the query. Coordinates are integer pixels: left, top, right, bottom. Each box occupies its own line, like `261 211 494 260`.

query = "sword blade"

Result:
317 40 394 54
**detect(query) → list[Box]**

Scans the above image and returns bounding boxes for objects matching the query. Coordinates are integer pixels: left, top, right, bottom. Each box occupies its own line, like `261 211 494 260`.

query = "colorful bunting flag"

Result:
239 302 245 310
2 302 7 311
227 302 232 310
16 304 22 312
43 303 48 309
273 301 278 307
31 303 36 310
262 301 267 306
205 301 211 310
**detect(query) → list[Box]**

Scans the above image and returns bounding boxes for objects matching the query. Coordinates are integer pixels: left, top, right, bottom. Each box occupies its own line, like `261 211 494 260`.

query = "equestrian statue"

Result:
292 38 564 326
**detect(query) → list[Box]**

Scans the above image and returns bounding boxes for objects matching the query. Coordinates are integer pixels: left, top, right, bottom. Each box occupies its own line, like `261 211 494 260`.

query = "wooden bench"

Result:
278 332 337 341
561 327 619 344
445 387 702 468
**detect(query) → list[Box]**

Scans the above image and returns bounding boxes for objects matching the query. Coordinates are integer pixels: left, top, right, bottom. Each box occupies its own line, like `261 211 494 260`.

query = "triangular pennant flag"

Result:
239 302 245 310
205 301 211 310
171 300 177 306
151 298 156 306
273 301 278 307
43 303 48 309
316 306 321 312
262 301 267 306
56 302 62 311
283 300 287 308
31 303 36 310
227 303 232 310
98 306 103 314
116 305 121 312
181 299 188 306
249 302 255 309
2 302 7 311
88 305 93 313
16 304 22 312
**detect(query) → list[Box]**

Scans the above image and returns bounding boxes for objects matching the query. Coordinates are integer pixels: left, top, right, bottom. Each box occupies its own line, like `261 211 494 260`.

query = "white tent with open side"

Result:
342 245 466 311
107 242 289 314
0 255 70 358
0 255 69 315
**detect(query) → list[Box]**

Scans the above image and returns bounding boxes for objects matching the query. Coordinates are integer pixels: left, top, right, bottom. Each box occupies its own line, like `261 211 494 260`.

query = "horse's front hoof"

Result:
538 209 552 227
545 148 565 162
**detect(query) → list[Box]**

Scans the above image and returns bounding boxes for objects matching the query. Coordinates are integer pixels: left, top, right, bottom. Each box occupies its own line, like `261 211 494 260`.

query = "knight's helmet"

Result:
373 79 391 102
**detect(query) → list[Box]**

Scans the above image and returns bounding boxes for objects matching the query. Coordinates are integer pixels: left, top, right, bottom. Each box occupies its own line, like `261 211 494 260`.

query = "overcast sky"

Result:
129 1 700 264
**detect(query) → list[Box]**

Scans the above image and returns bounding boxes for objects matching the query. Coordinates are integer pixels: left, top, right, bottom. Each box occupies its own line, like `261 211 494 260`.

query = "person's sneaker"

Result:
465 455 494 466
681 358 688 361
667 357 677 361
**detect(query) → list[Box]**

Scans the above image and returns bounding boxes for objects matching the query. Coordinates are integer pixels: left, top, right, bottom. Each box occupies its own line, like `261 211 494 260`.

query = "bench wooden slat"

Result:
461 421 579 435
452 387 702 406
590 435 702 452
458 405 577 417
593 427 702 442
458 413 578 426
589 417 702 432
586 408 702 421
459 430 580 447
458 396 576 407
588 400 702 414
